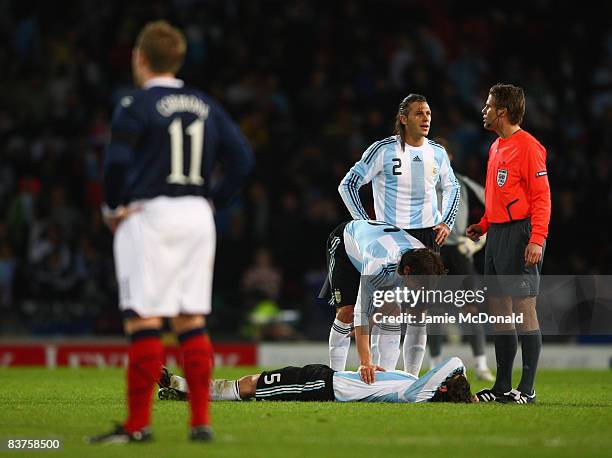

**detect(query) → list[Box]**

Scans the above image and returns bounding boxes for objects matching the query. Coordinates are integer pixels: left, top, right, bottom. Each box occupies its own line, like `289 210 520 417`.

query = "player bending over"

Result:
158 357 476 404
321 219 446 384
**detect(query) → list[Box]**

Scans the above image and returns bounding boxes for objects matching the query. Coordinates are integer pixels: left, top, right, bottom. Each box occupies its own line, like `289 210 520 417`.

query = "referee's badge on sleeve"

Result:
496 168 508 187
334 289 342 304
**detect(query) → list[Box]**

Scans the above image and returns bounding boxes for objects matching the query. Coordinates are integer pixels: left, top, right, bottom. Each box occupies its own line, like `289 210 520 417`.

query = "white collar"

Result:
405 142 427 150
143 77 185 89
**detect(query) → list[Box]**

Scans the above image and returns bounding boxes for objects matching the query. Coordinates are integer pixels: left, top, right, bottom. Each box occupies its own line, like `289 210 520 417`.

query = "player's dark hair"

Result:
489 83 525 125
430 374 474 403
136 20 186 74
398 248 446 276
394 94 428 151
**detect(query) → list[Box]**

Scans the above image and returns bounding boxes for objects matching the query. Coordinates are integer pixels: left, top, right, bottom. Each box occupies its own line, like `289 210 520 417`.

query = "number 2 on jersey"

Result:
392 157 402 175
167 117 205 185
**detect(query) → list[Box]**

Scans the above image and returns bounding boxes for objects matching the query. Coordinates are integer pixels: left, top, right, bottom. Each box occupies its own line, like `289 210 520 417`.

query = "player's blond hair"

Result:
489 83 525 125
135 20 186 74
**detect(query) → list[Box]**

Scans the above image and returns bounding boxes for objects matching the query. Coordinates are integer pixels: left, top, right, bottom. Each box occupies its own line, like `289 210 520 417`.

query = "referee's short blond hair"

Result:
489 83 525 126
136 20 186 74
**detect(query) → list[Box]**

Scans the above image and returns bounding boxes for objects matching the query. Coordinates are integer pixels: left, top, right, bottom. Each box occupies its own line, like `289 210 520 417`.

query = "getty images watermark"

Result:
358 275 612 335
371 286 525 325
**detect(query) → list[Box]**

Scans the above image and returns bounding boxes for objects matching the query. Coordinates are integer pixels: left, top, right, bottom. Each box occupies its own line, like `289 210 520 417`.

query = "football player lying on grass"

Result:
158 357 476 403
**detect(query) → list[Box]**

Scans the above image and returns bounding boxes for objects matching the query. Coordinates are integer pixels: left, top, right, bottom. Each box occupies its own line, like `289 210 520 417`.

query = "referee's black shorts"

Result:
319 222 360 308
255 364 336 401
484 218 545 297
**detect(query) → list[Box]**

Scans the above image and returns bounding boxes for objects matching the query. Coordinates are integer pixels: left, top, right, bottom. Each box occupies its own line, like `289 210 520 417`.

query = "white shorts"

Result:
113 196 216 318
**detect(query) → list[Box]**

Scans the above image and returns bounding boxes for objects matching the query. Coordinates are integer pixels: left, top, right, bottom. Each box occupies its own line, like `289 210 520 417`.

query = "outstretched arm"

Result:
405 357 466 402
355 325 384 384
354 275 385 384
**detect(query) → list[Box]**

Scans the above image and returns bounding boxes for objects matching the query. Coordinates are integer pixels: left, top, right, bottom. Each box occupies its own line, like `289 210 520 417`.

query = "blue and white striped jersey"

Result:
342 220 424 325
333 357 465 403
339 136 460 230
343 220 425 274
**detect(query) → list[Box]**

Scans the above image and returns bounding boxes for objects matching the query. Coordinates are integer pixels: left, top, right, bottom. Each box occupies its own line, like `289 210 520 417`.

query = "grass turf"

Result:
1 367 611 458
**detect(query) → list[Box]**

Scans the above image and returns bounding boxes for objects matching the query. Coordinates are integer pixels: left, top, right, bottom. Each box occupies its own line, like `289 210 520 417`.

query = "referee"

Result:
467 83 551 404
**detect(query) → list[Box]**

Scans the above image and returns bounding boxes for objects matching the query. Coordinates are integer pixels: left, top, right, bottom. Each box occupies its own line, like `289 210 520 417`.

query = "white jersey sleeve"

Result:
402 357 466 402
338 138 394 220
437 148 461 230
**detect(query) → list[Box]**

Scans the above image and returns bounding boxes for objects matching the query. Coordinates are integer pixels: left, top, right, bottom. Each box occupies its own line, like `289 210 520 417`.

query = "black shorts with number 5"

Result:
255 364 335 401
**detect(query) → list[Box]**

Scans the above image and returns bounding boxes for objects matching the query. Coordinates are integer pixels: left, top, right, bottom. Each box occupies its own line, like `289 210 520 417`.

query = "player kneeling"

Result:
158 357 476 404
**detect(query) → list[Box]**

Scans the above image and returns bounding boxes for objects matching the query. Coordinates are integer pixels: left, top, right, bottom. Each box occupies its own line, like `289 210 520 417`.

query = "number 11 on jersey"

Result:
167 117 205 185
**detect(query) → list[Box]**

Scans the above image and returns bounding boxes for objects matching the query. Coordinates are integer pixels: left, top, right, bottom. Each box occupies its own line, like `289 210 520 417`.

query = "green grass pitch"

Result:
1 367 611 458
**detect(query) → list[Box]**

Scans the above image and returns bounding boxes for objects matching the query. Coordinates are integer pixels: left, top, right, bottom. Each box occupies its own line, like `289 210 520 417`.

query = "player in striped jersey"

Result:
337 95 460 374
338 94 460 246
159 357 475 404
321 220 445 383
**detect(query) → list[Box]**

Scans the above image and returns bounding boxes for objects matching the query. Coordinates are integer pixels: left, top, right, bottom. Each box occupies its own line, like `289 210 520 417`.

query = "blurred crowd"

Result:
1 0 611 337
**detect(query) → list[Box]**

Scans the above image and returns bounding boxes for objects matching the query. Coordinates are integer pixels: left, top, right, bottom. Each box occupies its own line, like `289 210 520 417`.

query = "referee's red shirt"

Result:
478 129 551 246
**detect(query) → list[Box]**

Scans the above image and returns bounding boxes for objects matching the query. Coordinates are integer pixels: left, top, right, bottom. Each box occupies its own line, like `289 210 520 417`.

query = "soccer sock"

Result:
329 319 351 371
374 324 401 370
403 324 427 376
370 327 380 366
475 354 488 371
516 329 542 395
428 333 442 358
429 355 442 368
492 330 518 393
124 329 164 434
179 328 213 428
471 323 488 370
210 379 241 401
171 374 189 393
470 323 486 359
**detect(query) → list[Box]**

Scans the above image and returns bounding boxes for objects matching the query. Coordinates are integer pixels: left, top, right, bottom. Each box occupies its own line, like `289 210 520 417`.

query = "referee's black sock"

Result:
428 334 442 358
492 330 518 393
516 329 542 395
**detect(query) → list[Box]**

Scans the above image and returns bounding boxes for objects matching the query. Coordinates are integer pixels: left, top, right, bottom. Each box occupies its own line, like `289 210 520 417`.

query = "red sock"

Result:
124 334 163 433
180 331 213 427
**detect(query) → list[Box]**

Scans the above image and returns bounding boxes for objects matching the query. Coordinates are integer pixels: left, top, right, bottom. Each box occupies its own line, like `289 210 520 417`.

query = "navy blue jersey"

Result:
103 78 254 210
